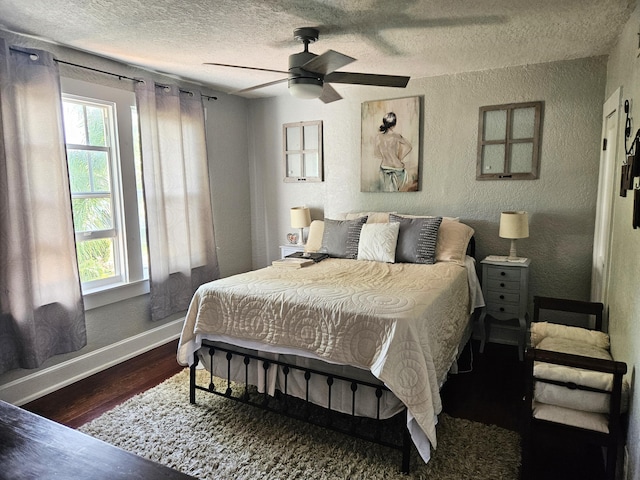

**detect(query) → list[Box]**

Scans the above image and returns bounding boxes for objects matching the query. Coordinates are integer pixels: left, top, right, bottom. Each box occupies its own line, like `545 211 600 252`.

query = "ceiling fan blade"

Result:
230 77 289 94
319 83 342 104
325 71 410 88
203 62 288 75
302 50 355 75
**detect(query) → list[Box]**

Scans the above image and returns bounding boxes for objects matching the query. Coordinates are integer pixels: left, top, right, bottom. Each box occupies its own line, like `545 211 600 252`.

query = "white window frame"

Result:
61 78 149 309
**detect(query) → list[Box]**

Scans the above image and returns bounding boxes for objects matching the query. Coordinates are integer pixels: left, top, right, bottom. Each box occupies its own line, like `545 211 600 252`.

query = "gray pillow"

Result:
389 214 442 264
320 216 368 259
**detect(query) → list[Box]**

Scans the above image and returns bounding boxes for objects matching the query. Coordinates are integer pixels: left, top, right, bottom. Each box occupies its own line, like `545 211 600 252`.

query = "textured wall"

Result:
248 58 606 314
204 93 253 278
604 4 640 478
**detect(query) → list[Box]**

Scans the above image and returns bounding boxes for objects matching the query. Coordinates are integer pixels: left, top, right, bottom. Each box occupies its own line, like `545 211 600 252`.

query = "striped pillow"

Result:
390 214 442 264
319 216 368 259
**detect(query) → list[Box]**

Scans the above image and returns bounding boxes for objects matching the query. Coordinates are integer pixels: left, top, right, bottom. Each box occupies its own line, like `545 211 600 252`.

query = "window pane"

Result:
67 149 91 192
86 105 107 146
72 197 113 231
90 151 111 192
63 102 87 145
303 125 318 149
286 126 301 150
510 143 534 173
483 110 506 141
481 144 505 174
286 153 302 177
304 152 319 177
76 238 115 282
512 107 536 139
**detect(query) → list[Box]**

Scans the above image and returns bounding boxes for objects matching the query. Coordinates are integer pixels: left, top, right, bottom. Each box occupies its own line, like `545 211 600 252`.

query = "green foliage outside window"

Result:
63 99 116 283
76 239 115 282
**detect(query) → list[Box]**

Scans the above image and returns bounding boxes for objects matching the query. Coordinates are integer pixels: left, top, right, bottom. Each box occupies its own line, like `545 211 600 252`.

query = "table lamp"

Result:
290 206 311 246
499 211 529 259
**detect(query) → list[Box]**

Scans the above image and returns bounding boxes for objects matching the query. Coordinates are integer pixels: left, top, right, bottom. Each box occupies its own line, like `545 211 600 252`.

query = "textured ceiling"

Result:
0 0 633 98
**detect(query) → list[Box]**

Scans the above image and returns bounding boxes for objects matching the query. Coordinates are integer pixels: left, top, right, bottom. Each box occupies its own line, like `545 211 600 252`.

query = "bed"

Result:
177 213 483 472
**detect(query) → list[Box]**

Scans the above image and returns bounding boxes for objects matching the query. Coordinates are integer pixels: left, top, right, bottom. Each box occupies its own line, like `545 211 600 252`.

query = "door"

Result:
591 87 621 305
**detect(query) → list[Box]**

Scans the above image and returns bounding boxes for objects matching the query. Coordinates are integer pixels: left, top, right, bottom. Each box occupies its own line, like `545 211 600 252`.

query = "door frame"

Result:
591 87 622 308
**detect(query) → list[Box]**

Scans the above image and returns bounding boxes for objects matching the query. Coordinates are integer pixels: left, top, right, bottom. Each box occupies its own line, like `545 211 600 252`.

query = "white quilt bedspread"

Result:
177 258 471 449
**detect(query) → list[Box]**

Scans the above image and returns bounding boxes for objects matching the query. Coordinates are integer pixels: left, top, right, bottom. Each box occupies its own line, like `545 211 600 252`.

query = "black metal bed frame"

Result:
190 340 412 474
188 238 477 474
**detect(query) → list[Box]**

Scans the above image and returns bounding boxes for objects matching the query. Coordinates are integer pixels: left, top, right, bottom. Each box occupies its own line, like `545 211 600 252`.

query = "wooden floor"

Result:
23 339 183 429
23 338 608 479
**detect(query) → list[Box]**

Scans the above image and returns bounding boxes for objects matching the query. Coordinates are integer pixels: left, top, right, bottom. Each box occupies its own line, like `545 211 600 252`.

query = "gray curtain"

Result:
135 81 219 321
0 40 86 374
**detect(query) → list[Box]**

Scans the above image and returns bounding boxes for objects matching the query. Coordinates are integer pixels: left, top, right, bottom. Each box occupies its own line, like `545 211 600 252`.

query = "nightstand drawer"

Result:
486 304 521 317
486 278 520 292
486 267 522 282
486 290 520 304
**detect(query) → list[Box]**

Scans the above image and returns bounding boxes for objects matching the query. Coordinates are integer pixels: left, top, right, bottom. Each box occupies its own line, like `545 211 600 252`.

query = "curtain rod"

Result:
154 82 217 101
8 47 218 101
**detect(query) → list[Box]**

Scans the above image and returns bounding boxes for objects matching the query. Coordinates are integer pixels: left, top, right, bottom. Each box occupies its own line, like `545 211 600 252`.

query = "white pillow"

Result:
395 214 460 222
435 219 474 265
304 220 324 253
357 222 400 263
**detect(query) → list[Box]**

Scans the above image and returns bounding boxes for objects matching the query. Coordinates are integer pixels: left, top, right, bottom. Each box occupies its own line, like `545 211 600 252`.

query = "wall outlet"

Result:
623 445 629 480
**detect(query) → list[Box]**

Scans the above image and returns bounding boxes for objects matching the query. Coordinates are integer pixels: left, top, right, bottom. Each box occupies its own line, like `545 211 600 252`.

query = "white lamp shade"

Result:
499 211 529 239
290 206 311 228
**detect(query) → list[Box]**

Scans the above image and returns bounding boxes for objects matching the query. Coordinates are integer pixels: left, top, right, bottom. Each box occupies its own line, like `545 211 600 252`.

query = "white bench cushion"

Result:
531 323 628 415
532 401 609 433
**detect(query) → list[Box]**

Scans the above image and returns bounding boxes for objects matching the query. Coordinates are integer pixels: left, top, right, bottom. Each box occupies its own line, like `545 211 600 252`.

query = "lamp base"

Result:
297 227 305 246
507 239 519 260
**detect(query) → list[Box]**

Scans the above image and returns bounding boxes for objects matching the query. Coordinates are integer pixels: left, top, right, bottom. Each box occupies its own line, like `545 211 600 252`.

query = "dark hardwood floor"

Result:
22 338 608 479
23 339 183 429
443 340 607 480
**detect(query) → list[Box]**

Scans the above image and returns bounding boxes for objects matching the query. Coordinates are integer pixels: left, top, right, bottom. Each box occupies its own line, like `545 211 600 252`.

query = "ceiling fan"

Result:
204 27 410 103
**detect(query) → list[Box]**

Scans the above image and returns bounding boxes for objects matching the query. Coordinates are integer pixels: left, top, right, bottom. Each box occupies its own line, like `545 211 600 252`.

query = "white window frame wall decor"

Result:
476 101 543 180
283 120 323 182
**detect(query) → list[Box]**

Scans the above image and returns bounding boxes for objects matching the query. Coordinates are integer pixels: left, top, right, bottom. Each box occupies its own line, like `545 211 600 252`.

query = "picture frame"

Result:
476 101 543 180
360 96 420 192
620 163 630 197
283 120 323 183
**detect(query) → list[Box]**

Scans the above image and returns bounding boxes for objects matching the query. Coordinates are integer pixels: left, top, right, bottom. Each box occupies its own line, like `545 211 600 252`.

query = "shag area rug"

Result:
79 369 520 479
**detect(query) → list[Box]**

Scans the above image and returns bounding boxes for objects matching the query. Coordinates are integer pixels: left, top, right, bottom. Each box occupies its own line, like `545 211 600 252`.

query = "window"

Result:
476 101 543 180
283 120 323 182
62 86 148 304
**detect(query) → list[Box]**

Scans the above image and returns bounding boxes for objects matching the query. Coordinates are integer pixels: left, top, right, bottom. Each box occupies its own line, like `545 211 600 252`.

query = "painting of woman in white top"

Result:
375 112 413 191
361 96 420 192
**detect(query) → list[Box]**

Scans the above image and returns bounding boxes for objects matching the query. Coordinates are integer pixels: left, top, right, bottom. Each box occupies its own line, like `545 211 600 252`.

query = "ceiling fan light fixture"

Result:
289 77 323 99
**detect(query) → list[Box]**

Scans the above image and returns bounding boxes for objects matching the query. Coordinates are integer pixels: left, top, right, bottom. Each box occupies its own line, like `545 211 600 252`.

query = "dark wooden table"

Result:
0 400 195 479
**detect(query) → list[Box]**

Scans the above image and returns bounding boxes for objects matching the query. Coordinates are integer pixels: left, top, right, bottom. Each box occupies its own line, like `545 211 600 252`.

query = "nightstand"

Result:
479 256 531 361
279 244 305 259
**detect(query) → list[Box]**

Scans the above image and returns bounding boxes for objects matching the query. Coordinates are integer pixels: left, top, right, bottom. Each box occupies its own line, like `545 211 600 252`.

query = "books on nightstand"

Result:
271 257 315 268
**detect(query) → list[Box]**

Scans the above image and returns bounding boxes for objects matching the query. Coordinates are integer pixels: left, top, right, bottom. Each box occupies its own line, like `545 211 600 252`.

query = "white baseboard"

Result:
0 318 184 406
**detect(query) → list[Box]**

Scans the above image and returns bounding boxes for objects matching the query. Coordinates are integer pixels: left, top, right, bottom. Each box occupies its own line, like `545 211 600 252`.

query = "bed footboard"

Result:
190 340 412 474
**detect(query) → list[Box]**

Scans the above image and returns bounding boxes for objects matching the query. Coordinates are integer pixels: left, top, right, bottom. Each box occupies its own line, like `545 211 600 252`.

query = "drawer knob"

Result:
500 271 506 276
499 307 505 312
500 283 505 287
500 295 505 300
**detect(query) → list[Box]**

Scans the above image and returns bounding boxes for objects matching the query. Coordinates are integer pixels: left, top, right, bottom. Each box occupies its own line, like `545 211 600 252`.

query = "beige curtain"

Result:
135 81 219 321
0 40 86 374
